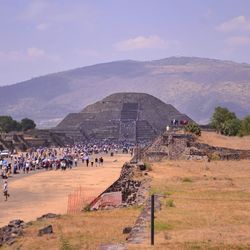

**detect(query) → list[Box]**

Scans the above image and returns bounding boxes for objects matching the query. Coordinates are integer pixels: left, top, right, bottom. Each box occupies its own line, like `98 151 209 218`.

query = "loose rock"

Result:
37 213 60 221
122 227 132 234
0 219 25 247
38 225 53 236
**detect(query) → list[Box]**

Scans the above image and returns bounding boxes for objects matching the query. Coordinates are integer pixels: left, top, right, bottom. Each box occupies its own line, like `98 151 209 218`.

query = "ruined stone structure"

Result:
0 133 30 151
142 132 250 161
89 162 149 210
54 92 193 143
0 130 71 151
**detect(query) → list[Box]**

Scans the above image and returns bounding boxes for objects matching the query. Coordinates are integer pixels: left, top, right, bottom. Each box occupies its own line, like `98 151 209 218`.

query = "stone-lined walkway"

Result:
127 195 161 244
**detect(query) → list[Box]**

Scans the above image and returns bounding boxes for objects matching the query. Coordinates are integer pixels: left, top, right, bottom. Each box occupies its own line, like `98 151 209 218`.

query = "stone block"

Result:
38 225 53 236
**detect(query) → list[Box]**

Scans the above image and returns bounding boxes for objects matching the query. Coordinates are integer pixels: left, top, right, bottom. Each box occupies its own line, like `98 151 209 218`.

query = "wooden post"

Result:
67 194 70 214
151 194 155 245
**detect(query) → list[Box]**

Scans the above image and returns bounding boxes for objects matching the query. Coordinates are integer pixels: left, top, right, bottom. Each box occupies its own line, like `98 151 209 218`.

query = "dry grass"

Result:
130 159 250 249
5 207 140 250
2 135 250 249
198 131 250 150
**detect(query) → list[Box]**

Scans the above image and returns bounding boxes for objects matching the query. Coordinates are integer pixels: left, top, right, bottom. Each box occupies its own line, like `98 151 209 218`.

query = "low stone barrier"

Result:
0 219 25 246
126 195 161 244
89 162 149 210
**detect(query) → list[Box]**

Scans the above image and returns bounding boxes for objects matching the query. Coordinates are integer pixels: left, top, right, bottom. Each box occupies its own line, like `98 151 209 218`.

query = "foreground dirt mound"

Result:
142 132 250 162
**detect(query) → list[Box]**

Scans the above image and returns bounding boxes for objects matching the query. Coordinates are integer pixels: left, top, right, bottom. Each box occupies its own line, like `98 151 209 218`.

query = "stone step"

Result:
121 111 138 120
136 121 157 140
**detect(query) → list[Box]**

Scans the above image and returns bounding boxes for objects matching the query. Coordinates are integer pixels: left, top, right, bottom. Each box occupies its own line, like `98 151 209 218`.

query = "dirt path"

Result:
0 153 131 227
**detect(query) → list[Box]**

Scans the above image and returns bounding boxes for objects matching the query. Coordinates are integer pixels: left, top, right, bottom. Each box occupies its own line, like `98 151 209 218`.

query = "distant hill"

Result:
0 57 249 127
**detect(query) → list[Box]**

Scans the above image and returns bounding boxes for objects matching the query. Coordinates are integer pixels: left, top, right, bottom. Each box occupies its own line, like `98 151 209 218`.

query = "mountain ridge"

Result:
0 56 249 127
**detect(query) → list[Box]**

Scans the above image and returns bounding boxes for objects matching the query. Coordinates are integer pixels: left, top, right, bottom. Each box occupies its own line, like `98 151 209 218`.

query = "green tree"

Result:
0 116 20 132
210 107 237 133
12 120 22 131
221 118 241 136
240 115 250 136
184 123 201 136
21 118 36 131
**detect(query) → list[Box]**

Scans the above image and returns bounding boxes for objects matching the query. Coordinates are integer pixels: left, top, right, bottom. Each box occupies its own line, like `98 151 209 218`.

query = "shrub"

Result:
209 152 220 161
182 177 193 183
240 115 250 136
144 162 152 171
83 204 91 212
166 199 175 207
210 106 237 133
185 123 201 136
221 118 241 136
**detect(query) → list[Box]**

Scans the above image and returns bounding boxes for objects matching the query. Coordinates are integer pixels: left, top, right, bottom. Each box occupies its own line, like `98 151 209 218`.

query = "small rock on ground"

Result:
38 225 53 236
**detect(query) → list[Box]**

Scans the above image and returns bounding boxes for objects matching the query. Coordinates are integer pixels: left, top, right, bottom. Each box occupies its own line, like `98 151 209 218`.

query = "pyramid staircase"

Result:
136 120 157 141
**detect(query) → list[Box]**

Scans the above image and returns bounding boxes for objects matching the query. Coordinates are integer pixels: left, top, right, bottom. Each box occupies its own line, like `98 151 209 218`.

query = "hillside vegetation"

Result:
0 57 249 127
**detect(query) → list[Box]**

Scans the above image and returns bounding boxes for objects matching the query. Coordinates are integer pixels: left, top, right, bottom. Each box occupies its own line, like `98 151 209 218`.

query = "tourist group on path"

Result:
1 141 132 201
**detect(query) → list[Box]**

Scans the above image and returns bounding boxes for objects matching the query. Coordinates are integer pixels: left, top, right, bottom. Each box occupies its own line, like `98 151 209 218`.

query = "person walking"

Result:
95 158 98 167
3 180 10 201
99 157 104 166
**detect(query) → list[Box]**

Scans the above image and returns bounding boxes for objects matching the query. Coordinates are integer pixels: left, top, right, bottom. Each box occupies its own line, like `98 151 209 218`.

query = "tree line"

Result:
0 116 36 133
185 106 250 137
211 107 250 136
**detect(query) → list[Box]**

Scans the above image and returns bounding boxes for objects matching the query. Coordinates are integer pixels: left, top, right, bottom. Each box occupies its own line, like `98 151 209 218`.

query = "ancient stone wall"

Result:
89 163 149 210
142 132 250 161
0 130 74 151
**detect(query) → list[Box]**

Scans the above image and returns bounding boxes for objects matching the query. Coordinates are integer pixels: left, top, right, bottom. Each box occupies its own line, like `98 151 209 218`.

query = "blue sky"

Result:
0 0 250 86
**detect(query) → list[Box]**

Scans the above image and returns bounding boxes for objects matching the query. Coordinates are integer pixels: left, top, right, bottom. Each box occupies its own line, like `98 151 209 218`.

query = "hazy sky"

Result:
1 0 250 86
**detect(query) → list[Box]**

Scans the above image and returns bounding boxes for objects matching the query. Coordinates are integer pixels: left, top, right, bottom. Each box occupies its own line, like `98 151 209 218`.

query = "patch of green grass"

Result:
183 240 250 250
144 162 153 171
209 152 220 161
155 221 173 231
149 187 174 196
182 177 193 183
165 199 175 207
126 205 144 212
83 204 91 212
164 191 173 196
149 187 163 195
183 241 212 250
59 235 75 250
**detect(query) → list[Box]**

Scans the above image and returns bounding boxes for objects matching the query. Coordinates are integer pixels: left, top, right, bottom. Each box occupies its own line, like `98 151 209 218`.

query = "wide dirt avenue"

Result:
0 153 131 227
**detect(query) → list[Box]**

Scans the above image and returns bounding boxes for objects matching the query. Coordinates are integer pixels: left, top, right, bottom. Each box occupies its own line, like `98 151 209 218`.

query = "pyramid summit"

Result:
54 92 193 142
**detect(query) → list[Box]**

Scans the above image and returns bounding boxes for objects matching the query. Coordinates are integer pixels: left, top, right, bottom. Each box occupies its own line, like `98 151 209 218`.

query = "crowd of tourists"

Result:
0 142 133 178
0 141 134 201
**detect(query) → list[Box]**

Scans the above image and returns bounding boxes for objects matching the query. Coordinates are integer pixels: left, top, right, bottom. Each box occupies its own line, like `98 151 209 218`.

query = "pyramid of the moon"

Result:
54 92 193 142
